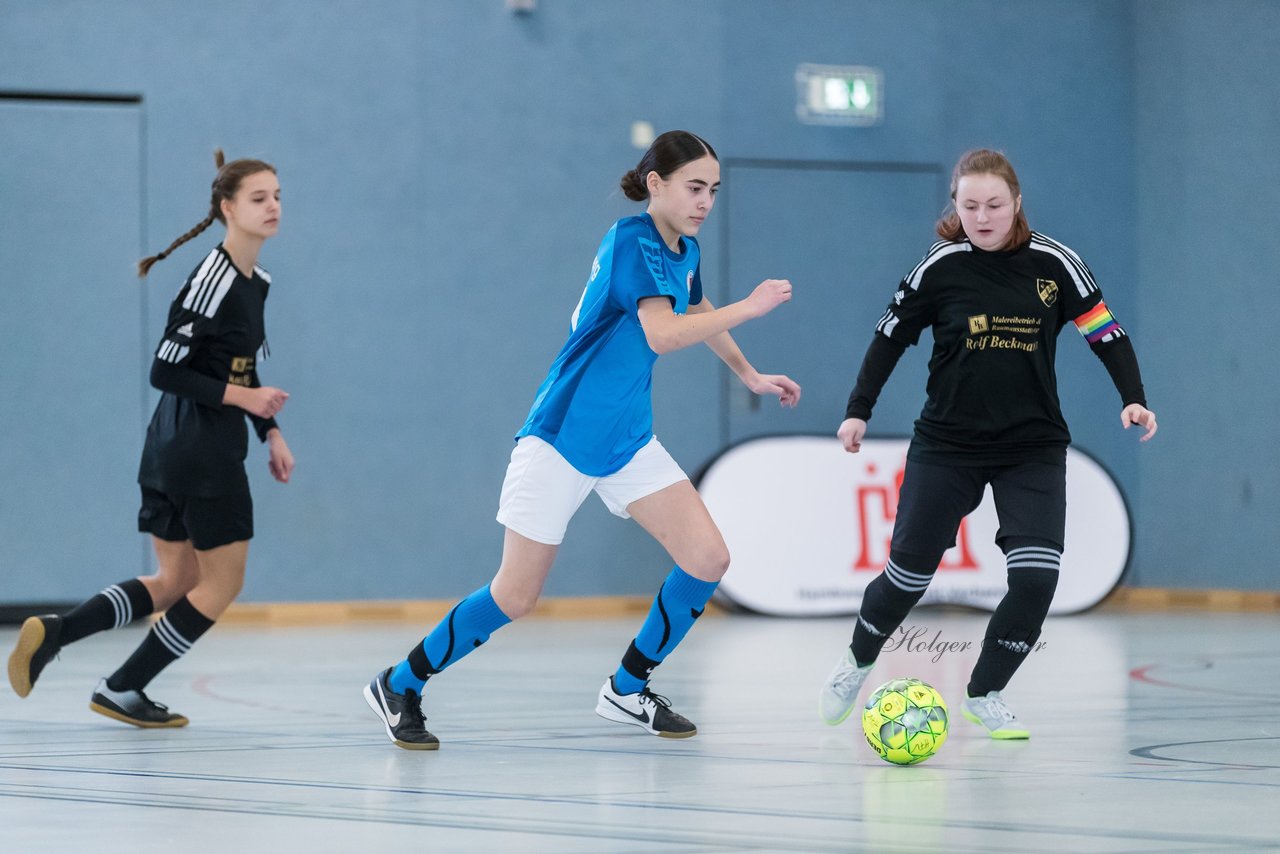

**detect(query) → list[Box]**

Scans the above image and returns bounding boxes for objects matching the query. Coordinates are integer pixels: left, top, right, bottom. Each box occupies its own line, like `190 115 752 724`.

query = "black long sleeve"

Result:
247 369 279 442
150 359 225 409
845 333 908 421
1091 335 1147 408
149 361 278 442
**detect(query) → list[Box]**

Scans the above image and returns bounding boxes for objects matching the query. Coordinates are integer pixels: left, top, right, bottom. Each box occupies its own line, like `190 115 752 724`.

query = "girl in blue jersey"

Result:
365 130 800 749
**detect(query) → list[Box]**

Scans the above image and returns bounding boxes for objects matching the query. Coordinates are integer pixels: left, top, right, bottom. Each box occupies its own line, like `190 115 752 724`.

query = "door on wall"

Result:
719 161 945 445
0 99 147 605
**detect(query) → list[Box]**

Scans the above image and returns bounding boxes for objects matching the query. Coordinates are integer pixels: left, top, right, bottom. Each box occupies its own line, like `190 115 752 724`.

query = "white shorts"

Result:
496 435 689 545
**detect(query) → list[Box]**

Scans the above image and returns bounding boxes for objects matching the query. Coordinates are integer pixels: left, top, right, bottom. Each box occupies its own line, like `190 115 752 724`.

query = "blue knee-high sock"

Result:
613 566 718 695
388 585 511 694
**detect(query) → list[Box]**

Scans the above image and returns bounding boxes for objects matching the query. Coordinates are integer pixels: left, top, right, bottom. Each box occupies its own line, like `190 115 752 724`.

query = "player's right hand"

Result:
241 386 289 419
747 278 793 317
837 417 867 453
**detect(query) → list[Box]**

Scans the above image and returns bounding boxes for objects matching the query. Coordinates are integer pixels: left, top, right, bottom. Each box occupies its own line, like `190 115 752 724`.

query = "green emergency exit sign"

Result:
796 63 883 126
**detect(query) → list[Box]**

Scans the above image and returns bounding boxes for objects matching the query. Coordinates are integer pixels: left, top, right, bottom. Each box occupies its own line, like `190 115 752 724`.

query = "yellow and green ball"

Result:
861 677 948 765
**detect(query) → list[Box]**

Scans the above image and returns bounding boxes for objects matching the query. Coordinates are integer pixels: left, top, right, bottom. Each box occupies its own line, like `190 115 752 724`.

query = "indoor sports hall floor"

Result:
2 607 1277 852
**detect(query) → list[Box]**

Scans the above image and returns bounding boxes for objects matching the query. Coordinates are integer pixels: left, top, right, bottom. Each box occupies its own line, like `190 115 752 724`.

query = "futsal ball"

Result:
861 677 948 765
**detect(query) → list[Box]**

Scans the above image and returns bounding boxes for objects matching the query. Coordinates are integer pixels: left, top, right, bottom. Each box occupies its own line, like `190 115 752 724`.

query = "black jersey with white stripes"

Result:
873 232 1125 466
137 244 277 497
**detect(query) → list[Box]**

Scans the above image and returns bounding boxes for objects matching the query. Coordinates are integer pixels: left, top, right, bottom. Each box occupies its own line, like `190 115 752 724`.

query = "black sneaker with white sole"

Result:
595 675 697 738
8 614 63 698
363 667 440 750
89 679 189 728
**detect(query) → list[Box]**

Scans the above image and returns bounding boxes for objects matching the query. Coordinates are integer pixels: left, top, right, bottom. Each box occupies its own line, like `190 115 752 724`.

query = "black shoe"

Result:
8 614 63 698
595 676 698 738
363 668 440 750
89 679 189 728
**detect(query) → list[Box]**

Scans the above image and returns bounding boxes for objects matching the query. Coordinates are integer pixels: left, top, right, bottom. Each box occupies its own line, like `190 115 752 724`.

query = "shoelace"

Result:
402 691 427 726
134 689 170 712
975 693 1017 724
638 688 673 710
830 663 866 694
636 688 692 726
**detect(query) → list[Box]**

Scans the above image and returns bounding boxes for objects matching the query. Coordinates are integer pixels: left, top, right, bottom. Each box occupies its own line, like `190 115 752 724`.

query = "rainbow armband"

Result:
1074 302 1123 343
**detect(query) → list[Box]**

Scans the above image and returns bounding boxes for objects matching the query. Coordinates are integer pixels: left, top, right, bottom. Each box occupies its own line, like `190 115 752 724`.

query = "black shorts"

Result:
137 485 253 551
890 457 1066 565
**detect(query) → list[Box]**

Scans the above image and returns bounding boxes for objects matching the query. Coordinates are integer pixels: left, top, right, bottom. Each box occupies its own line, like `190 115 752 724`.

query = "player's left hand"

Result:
747 373 801 407
268 430 295 482
1121 403 1157 442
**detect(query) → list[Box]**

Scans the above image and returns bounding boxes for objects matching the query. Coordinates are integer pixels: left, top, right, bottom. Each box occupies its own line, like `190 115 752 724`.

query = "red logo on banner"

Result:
851 461 978 572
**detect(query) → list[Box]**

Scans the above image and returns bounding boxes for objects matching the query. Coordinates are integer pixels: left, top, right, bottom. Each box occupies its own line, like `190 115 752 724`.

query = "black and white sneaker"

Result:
8 614 63 698
363 668 440 750
89 679 189 728
595 676 697 738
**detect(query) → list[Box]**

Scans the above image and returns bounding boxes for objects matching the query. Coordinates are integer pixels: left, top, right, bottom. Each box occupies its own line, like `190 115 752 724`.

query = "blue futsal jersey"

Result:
517 213 703 476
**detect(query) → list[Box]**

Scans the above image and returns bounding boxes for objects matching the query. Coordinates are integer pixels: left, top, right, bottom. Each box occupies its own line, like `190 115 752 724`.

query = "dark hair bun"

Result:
619 169 648 201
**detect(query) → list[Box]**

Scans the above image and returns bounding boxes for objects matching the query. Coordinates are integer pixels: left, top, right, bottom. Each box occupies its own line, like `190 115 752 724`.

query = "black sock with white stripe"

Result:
105 597 214 692
850 550 938 666
967 542 1061 696
59 579 155 646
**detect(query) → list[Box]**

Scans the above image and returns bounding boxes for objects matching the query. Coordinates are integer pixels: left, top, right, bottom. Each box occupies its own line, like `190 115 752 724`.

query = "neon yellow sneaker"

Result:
962 691 1030 739
819 648 873 726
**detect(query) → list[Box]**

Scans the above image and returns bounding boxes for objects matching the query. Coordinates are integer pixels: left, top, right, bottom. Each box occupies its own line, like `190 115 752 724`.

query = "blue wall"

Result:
0 1 1273 601
1132 0 1280 587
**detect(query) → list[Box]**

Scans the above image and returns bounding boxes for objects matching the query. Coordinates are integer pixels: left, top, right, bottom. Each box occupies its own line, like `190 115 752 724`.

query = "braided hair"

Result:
138 149 276 278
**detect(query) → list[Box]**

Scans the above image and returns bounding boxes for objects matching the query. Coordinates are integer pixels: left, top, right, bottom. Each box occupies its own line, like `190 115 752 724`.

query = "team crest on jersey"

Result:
968 315 989 335
1036 278 1059 307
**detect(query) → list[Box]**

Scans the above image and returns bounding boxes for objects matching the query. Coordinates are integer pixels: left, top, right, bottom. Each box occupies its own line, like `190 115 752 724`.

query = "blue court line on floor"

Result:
1 728 869 766
1130 735 1280 769
0 763 1270 848
0 787 821 852
1101 773 1280 788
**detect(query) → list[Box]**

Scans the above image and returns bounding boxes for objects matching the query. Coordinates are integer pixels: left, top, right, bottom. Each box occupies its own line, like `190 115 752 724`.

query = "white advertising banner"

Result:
699 436 1130 616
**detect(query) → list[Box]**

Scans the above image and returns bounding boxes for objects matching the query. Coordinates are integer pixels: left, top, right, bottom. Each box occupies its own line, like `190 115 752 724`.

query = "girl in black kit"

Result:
7 150 293 727
818 149 1157 739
